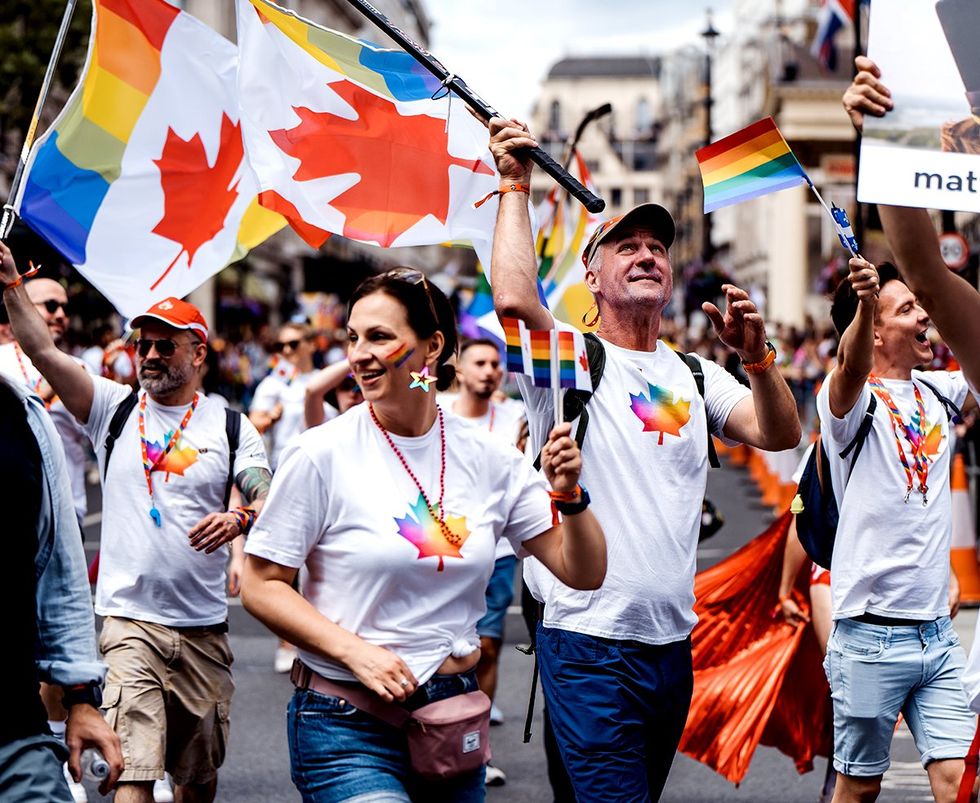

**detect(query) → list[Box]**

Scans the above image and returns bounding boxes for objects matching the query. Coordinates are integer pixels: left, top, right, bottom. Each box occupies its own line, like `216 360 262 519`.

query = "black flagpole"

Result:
340 0 606 214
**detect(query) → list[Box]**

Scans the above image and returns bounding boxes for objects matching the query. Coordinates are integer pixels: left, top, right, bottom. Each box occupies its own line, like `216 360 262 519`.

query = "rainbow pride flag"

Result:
696 117 808 214
497 317 591 392
15 0 283 317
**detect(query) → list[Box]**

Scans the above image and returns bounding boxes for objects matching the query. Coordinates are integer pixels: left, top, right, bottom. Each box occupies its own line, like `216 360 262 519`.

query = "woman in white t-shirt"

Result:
242 269 606 802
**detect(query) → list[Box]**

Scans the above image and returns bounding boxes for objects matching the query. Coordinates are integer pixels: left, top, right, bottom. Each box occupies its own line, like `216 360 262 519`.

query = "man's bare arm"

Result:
0 242 94 423
488 117 553 331
237 466 272 515
829 258 879 419
187 467 272 554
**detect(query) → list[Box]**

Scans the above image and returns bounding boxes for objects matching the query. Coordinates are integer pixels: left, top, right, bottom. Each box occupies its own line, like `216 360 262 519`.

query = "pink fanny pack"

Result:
290 660 491 780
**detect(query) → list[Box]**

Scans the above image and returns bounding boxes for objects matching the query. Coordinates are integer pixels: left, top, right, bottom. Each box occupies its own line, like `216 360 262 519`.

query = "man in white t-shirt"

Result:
0 240 271 803
442 337 526 785
816 256 978 802
486 121 801 801
249 321 329 470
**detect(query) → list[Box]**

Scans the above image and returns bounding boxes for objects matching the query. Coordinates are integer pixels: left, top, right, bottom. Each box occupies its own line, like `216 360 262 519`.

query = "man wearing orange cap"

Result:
0 240 271 803
486 119 801 801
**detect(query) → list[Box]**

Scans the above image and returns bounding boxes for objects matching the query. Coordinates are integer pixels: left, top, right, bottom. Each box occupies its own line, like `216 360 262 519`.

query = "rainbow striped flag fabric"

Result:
15 0 284 318
498 317 592 391
237 0 500 259
696 117 808 214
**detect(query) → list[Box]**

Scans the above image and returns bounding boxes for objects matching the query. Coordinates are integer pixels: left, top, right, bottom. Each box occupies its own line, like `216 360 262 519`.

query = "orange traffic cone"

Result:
950 454 980 605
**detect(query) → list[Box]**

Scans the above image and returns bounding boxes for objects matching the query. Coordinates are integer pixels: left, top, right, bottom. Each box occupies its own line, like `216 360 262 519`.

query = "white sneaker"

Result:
63 764 88 803
274 645 297 673
153 776 175 803
484 763 507 786
489 702 504 725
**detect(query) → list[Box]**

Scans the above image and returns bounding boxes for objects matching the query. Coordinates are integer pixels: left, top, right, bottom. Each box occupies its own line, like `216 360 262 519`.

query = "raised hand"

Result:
842 56 893 134
847 256 879 306
702 284 768 363
488 117 537 184
541 422 582 495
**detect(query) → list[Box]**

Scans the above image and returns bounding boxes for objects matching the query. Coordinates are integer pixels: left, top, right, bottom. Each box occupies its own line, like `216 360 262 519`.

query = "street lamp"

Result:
701 8 720 263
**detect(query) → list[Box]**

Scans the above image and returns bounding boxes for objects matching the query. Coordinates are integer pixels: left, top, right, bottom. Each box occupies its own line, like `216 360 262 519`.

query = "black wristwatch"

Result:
62 682 103 709
554 486 591 516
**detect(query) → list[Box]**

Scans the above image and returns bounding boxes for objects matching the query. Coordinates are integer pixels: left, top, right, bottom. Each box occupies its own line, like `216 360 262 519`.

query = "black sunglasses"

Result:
272 338 304 353
136 338 180 358
37 299 69 315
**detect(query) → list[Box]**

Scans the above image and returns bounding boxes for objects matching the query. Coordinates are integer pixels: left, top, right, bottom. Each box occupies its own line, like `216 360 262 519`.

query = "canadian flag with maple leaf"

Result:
236 0 504 262
15 0 284 318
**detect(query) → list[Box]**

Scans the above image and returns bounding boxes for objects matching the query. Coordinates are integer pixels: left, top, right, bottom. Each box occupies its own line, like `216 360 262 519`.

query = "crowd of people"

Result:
3 60 980 803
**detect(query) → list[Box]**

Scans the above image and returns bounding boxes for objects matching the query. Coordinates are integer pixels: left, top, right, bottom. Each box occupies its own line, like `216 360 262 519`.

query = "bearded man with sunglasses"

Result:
0 241 271 803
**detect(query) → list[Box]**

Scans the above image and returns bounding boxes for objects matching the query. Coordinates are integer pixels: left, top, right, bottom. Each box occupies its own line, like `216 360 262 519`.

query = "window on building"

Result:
634 188 650 205
635 98 652 135
548 100 561 133
610 187 623 207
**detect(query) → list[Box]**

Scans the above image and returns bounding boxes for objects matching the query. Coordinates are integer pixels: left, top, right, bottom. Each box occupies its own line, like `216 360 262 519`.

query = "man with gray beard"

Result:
0 241 271 803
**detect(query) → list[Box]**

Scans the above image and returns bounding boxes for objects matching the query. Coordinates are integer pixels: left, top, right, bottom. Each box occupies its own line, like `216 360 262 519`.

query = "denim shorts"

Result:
287 668 485 802
476 555 518 640
824 616 976 777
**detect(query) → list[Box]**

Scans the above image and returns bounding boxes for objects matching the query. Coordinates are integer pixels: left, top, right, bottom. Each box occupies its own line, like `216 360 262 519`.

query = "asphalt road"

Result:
75 454 976 802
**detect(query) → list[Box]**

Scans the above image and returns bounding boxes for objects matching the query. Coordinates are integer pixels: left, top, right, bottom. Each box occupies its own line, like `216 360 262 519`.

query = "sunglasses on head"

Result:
136 338 180 358
384 268 439 325
37 299 69 315
272 338 304 353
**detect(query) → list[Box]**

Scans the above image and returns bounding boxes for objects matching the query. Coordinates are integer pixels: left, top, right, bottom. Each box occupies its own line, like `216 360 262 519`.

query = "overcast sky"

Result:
423 1 736 119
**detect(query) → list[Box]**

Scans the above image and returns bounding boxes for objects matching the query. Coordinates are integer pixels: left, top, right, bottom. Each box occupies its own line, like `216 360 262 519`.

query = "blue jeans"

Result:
476 555 518 640
537 625 693 803
287 668 485 802
0 734 72 803
825 616 976 777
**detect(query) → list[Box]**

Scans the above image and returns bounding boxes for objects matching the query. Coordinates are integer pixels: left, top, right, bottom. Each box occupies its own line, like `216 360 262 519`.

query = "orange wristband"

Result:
473 182 531 208
3 261 41 292
742 341 776 374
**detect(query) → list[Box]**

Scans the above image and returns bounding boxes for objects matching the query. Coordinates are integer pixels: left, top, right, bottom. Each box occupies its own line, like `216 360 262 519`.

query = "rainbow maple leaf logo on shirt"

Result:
628 383 692 444
394 493 470 572
146 432 199 478
907 412 944 460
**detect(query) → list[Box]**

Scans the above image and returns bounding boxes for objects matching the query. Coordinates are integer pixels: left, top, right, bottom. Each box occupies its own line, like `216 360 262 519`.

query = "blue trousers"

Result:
537 625 693 803
0 734 72 803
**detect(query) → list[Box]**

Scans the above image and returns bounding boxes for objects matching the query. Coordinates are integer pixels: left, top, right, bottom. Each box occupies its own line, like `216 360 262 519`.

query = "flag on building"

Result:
236 0 501 258
15 0 284 318
811 0 862 72
499 316 592 391
696 117 808 213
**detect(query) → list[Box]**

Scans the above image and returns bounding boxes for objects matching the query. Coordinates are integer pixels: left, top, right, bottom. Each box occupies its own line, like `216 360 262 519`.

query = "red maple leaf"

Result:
268 81 494 248
150 114 244 290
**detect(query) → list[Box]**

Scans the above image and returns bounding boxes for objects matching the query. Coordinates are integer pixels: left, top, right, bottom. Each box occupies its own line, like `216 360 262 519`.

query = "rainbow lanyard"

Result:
868 375 931 505
14 343 55 408
138 391 199 527
487 403 495 432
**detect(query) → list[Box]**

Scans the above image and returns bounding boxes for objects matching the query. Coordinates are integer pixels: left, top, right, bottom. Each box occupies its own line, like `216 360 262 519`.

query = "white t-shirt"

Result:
245 404 554 684
84 377 269 626
518 323 751 645
250 369 330 469
0 343 92 521
816 369 969 621
441 394 527 559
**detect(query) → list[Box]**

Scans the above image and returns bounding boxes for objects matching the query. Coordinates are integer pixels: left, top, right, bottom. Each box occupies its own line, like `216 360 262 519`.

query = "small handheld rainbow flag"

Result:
498 317 592 393
696 117 808 213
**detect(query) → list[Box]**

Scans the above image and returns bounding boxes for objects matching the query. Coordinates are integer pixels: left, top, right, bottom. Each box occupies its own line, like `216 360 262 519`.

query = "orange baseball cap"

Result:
581 203 675 269
131 297 209 342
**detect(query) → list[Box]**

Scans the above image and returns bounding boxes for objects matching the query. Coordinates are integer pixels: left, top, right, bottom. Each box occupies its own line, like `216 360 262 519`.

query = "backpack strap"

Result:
533 332 606 470
838 395 877 481
224 408 242 509
917 377 962 423
103 391 138 480
675 351 720 469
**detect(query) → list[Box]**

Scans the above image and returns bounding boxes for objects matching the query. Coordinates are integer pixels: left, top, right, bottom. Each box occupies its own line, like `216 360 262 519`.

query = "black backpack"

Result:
103 391 242 508
793 378 961 569
533 332 720 470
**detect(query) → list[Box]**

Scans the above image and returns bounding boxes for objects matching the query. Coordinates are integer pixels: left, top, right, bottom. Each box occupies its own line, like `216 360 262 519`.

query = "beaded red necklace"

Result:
369 403 459 546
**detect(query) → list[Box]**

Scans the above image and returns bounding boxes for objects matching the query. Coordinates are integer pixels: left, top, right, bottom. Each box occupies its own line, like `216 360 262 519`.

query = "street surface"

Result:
77 453 976 802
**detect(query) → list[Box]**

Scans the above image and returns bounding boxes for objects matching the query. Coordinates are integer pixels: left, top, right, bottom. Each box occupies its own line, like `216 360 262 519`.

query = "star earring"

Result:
409 365 436 392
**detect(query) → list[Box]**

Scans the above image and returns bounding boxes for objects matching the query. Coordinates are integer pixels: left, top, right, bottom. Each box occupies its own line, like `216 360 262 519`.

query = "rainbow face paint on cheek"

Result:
386 343 415 367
